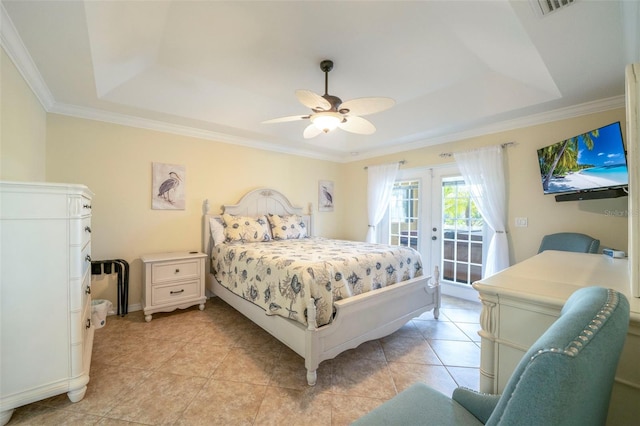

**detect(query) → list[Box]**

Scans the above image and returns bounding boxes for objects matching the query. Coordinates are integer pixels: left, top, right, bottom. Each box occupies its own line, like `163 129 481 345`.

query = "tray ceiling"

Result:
2 0 637 161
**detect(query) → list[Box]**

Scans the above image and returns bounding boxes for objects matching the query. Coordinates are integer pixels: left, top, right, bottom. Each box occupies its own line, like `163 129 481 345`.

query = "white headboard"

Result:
202 188 313 255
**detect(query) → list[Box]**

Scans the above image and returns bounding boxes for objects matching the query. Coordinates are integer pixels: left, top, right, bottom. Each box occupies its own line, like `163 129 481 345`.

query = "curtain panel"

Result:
453 145 510 277
366 163 399 243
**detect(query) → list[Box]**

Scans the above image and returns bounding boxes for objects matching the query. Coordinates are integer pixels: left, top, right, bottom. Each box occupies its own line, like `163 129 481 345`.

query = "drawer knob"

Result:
83 204 92 209
85 226 92 233
85 286 91 295
175 268 180 273
85 254 92 262
170 289 185 295
86 318 91 329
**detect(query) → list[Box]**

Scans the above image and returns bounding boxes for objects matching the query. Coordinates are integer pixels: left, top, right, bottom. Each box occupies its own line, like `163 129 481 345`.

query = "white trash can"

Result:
91 299 113 329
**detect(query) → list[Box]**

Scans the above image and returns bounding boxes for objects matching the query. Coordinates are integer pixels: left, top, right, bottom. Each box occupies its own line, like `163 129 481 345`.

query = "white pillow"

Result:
209 217 225 246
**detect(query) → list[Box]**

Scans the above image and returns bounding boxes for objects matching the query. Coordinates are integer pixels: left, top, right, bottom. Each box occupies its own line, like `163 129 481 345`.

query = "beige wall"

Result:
45 114 343 307
1 48 47 181
342 108 628 265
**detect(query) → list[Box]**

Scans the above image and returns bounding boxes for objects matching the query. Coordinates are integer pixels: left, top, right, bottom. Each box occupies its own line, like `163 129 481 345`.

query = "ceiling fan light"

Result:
311 112 343 133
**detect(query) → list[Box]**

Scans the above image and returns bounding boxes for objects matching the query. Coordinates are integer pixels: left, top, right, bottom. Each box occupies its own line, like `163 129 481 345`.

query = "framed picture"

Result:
318 180 334 212
152 162 186 210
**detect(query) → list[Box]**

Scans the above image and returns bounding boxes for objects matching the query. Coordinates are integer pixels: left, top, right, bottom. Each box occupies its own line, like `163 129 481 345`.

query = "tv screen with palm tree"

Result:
537 122 628 195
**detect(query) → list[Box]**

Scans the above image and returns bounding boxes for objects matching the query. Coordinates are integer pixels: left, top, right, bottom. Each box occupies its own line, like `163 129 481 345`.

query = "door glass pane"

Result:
388 180 420 250
470 265 483 283
441 178 484 284
470 242 483 264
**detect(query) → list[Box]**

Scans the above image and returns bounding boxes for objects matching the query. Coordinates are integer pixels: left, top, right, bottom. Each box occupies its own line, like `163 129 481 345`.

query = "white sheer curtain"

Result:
366 162 399 243
453 145 510 277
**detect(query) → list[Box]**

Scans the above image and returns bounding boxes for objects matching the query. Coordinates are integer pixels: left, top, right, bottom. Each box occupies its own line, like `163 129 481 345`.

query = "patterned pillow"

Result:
267 213 307 240
222 214 272 243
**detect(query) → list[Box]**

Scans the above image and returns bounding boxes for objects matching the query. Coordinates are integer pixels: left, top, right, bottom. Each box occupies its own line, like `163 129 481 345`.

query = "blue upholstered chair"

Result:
352 287 630 426
538 232 600 254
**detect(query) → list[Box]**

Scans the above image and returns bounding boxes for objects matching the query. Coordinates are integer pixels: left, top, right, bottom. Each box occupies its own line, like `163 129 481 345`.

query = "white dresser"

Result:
473 250 640 426
141 252 207 322
0 181 95 425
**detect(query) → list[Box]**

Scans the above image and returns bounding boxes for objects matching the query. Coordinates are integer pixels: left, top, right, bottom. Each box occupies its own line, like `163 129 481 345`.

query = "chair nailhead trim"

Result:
531 289 619 360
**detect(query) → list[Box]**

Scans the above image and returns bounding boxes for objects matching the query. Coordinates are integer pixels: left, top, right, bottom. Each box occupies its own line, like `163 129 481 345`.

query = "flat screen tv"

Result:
537 121 628 197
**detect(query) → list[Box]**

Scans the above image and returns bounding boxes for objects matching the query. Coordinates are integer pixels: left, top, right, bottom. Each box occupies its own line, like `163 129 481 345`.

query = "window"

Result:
388 180 419 250
441 177 483 284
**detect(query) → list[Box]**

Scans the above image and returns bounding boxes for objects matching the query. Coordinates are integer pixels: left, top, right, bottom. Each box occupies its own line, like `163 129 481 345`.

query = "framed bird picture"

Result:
318 180 334 212
152 162 186 210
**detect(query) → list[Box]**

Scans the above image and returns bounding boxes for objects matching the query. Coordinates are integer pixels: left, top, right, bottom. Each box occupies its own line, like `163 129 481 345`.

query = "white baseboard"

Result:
440 281 479 302
128 303 142 312
106 303 142 315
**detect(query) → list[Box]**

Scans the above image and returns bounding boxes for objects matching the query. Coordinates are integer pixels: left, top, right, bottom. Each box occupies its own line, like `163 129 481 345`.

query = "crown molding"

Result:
49 102 341 162
0 3 54 110
351 95 626 162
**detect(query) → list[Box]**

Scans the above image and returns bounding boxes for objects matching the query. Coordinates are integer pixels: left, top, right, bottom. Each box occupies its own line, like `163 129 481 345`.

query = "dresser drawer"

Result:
81 217 92 249
70 268 91 312
71 298 92 377
81 269 91 311
70 297 91 346
69 217 91 247
151 259 200 284
81 196 92 216
70 241 92 279
151 280 200 305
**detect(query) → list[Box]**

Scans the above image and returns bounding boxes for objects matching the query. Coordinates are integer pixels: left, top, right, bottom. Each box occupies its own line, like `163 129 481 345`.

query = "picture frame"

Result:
318 180 334 212
152 162 186 210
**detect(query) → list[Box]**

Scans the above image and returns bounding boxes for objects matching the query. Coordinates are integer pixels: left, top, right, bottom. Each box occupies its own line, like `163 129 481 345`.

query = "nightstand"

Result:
140 252 207 322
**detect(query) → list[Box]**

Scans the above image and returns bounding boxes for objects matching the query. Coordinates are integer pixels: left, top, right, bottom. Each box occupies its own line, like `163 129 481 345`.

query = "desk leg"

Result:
478 296 498 393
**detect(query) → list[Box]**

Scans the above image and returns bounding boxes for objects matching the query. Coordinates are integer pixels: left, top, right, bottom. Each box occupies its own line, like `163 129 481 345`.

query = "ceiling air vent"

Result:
530 0 576 17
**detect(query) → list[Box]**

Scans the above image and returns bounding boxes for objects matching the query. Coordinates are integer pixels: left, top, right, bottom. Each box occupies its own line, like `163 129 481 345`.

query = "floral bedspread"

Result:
211 237 423 327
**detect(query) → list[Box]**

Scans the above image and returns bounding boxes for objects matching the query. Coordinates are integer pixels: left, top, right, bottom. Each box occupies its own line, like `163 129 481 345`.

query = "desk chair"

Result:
538 232 600 254
353 286 629 425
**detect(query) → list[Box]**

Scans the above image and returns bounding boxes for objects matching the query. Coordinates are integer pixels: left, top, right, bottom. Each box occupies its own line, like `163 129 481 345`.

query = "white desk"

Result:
473 251 640 426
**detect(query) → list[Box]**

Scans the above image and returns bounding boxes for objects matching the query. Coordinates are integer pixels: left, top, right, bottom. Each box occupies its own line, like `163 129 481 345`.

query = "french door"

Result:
381 165 484 300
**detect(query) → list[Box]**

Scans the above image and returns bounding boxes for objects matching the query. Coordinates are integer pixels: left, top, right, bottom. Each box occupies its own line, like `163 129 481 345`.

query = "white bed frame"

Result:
202 188 440 386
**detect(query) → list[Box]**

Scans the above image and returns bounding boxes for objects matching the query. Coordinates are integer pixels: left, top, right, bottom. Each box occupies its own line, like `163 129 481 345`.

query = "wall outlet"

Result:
515 217 528 227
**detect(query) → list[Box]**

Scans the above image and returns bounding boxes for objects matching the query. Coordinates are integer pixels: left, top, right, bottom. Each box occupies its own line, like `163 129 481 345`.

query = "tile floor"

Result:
6 294 482 425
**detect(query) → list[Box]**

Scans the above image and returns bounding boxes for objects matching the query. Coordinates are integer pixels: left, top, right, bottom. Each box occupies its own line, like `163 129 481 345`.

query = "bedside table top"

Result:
140 251 207 263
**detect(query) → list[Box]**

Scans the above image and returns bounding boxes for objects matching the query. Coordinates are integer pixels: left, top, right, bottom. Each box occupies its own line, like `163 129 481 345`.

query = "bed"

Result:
202 188 440 386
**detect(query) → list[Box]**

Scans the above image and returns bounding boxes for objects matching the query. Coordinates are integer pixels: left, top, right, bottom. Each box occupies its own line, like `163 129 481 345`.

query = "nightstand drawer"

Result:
152 281 199 305
151 260 200 284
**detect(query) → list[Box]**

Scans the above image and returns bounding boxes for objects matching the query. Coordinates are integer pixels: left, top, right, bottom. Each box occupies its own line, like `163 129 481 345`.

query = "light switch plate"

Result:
515 217 528 227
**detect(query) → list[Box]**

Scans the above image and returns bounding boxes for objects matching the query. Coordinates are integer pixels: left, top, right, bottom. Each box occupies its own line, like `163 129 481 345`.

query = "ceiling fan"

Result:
262 60 395 139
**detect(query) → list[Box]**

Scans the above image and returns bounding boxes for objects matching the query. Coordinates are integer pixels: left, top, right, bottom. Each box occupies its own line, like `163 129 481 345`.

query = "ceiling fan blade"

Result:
339 116 376 135
339 97 395 117
262 115 309 124
296 90 331 111
303 124 323 139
